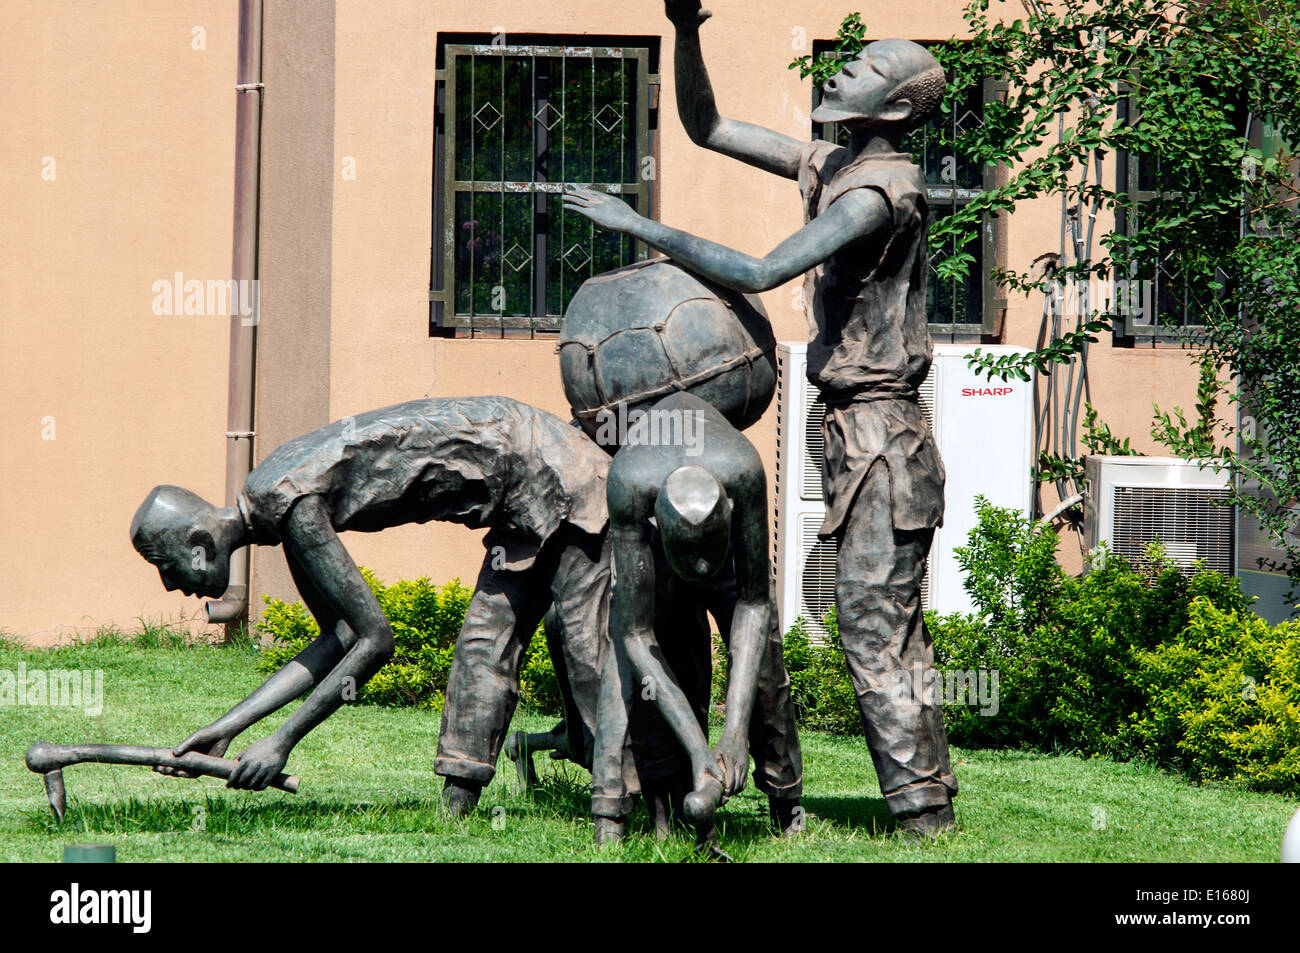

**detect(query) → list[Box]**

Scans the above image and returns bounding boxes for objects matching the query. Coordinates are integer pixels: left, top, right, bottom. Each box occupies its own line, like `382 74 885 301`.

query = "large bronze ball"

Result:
559 258 776 452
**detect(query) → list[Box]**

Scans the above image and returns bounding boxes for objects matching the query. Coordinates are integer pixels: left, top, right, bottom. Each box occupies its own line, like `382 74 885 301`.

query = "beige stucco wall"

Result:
997 125 1208 572
329 0 949 590
325 0 1202 591
3 0 1205 640
1 1 236 642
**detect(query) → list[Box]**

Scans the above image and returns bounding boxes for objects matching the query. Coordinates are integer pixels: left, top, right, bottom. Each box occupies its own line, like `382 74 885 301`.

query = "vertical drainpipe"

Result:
207 0 263 631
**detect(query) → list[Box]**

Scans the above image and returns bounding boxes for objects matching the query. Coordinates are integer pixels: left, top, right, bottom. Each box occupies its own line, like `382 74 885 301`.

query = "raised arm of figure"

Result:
666 2 807 179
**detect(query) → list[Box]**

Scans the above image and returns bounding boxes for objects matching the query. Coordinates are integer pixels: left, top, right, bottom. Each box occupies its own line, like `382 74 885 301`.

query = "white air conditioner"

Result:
774 342 1035 638
1083 455 1235 573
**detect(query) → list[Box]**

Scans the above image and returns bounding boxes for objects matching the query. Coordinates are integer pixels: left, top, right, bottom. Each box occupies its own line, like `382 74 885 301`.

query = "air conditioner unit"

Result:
774 342 1035 638
772 344 838 640
1083 455 1235 574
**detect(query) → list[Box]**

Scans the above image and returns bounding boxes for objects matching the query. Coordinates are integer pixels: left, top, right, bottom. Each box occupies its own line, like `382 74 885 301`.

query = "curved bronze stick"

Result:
25 741 300 821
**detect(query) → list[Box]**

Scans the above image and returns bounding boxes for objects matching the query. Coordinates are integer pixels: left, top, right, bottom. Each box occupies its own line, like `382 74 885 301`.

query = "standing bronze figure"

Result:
566 1 958 837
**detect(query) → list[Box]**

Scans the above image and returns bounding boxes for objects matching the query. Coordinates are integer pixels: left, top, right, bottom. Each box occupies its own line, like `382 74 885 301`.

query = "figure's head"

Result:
655 465 734 583
130 485 232 598
811 39 944 133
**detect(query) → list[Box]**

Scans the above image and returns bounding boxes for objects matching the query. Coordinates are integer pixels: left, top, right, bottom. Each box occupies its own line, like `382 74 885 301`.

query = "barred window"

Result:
1113 84 1245 340
431 37 659 337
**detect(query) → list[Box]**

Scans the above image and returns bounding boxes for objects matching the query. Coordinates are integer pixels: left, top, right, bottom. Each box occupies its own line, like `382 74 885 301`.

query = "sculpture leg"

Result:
590 625 636 845
506 527 608 789
635 565 722 833
634 595 705 841
435 550 552 814
43 768 66 822
641 776 687 840
836 463 957 828
545 529 614 770
504 608 577 794
503 727 557 791
654 570 727 844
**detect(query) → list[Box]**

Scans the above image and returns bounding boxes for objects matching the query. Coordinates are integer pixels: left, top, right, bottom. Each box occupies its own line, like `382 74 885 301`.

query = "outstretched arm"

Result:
713 473 771 795
667 2 806 179
563 185 889 293
224 495 395 790
168 548 358 769
608 517 718 789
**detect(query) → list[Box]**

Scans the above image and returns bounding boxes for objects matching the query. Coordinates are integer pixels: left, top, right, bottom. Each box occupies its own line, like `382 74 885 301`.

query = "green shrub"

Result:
709 632 728 726
256 569 562 715
927 497 1300 795
1132 598 1300 794
708 611 859 734
784 610 862 735
519 630 565 717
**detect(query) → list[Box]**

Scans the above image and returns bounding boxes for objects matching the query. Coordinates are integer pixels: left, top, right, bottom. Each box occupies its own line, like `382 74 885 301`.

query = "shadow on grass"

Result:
27 795 461 836
800 794 895 835
26 765 900 857
509 763 903 852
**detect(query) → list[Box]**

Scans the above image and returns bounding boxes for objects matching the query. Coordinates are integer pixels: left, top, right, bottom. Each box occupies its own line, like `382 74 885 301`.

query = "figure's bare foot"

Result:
769 796 805 837
693 823 734 862
441 777 482 818
503 731 525 763
683 773 723 826
503 731 539 790
594 816 628 847
643 779 688 840
897 802 957 841
648 790 674 841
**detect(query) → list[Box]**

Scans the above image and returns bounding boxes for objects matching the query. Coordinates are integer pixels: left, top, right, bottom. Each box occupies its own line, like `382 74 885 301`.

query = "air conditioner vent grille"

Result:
802 382 826 500
1111 485 1234 574
918 366 936 436
799 512 839 641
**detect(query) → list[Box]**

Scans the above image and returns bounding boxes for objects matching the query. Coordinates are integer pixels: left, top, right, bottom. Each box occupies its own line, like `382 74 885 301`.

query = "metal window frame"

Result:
922 75 1008 340
1114 80 1234 342
813 69 1006 339
431 42 656 337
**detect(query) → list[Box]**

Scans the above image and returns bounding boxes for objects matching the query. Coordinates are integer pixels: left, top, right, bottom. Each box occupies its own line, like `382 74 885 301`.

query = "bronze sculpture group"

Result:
31 3 959 851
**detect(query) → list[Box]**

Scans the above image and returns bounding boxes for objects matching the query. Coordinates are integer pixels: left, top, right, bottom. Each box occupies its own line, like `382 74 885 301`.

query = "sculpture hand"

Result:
155 724 233 779
665 0 712 28
562 186 642 234
713 732 749 798
226 736 290 791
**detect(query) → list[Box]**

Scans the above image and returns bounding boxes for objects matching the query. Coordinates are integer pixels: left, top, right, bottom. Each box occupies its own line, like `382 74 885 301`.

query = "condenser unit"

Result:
774 342 1035 638
1083 455 1235 573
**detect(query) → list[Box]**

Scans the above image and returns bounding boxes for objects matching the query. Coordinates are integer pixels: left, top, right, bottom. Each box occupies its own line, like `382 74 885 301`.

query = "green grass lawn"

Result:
0 637 1293 862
